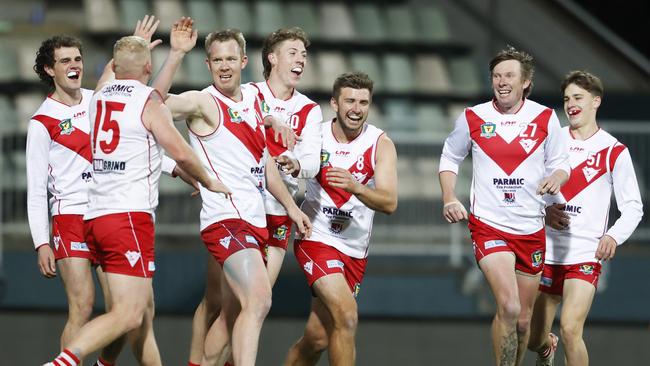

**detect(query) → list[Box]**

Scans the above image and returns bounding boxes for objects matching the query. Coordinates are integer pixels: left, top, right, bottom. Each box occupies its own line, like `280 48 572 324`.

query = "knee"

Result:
243 289 272 321
516 317 531 336
68 295 94 323
301 330 329 354
497 299 521 324
560 320 583 343
113 304 146 332
333 307 358 333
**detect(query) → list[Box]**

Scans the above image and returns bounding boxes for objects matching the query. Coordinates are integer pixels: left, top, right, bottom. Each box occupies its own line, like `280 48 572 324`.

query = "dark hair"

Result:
332 72 374 99
204 29 246 57
489 46 534 98
33 35 83 88
261 27 310 80
561 70 604 97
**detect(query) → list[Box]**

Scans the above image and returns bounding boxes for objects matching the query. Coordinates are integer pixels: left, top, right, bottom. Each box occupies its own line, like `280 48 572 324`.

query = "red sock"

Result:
188 362 200 366
52 349 80 366
96 356 115 366
224 362 234 366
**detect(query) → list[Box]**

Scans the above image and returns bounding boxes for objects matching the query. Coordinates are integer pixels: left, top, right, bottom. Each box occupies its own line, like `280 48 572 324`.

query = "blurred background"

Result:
0 0 648 364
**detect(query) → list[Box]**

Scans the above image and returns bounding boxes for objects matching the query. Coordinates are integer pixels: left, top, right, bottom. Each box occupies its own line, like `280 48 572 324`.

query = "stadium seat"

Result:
253 1 285 37
83 0 119 32
17 41 42 81
415 4 451 42
384 99 417 133
319 101 335 122
414 55 451 93
297 54 319 91
319 4 354 40
184 49 210 86
415 103 449 141
316 51 349 91
153 0 186 31
246 47 265 84
385 5 417 42
0 96 17 136
117 0 150 32
221 1 253 34
448 56 483 94
152 46 187 85
382 54 415 93
187 0 220 32
15 93 46 133
286 2 320 37
350 53 384 92
352 4 385 42
0 42 19 81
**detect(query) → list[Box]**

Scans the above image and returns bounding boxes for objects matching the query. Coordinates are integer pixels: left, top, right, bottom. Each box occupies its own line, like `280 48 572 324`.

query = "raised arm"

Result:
151 16 197 99
327 134 398 214
143 92 229 195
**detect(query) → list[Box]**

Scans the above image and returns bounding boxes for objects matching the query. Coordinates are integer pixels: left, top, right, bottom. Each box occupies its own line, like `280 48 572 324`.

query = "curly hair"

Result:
261 27 310 80
33 35 83 89
332 72 374 99
489 46 535 98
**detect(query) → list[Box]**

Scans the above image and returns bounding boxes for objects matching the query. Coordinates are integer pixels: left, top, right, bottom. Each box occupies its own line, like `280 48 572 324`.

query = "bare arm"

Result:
144 93 230 195
327 135 398 214
265 156 312 236
439 171 468 223
151 16 197 99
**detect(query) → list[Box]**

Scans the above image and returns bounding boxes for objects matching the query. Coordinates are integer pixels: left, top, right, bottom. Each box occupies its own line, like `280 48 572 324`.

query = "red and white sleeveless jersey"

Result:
190 84 268 231
251 81 323 215
439 99 570 234
85 80 163 219
26 89 94 248
544 127 643 265
301 120 384 259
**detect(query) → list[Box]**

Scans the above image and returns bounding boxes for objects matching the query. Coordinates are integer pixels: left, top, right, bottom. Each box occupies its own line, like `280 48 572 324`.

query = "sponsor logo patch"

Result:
326 259 344 269
540 276 553 287
503 192 516 203
303 260 313 275
220 236 232 249
245 235 258 246
148 261 156 271
579 264 594 275
531 250 543 267
70 241 89 252
480 122 496 139
125 250 141 267
273 225 288 241
484 239 507 249
59 118 75 135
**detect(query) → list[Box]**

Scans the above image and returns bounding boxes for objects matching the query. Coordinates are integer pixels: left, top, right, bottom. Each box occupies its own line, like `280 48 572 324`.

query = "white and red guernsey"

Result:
85 80 163 219
440 99 570 234
301 120 384 259
26 89 94 248
544 127 643 264
251 81 323 215
190 84 268 231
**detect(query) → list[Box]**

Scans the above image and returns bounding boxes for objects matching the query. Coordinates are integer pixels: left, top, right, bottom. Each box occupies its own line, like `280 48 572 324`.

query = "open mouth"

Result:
219 75 232 81
67 71 80 80
568 108 581 117
346 112 362 122
291 66 303 76
498 89 511 97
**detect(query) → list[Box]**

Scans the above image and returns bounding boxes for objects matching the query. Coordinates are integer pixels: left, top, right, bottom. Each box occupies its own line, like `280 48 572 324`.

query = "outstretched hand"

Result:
134 14 162 49
170 17 198 54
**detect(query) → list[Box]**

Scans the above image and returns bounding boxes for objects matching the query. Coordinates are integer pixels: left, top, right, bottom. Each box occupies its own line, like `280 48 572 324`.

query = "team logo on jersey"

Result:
320 150 331 167
220 235 232 249
228 108 243 123
582 166 600 182
519 138 538 154
124 250 141 267
303 260 313 275
503 192 516 203
352 172 368 183
531 250 543 267
53 235 62 250
353 283 361 298
273 225 288 241
540 276 553 287
480 122 496 139
261 100 270 114
59 119 75 135
579 264 594 275
330 221 344 234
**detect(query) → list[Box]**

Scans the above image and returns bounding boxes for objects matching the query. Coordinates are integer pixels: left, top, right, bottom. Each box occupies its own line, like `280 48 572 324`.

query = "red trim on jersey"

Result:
140 89 161 133
147 135 153 207
331 119 364 144
210 84 243 103
569 127 601 141
266 102 318 157
214 96 266 162
187 94 223 138
265 80 295 101
48 164 62 215
492 98 526 114
47 93 85 108
195 137 243 220
467 108 550 175
317 145 375 208
608 144 626 172
32 114 92 163
560 145 610 202
371 132 385 167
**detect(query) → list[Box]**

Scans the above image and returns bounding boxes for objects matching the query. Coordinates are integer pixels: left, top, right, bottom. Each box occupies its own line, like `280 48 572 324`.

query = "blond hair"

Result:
113 36 150 76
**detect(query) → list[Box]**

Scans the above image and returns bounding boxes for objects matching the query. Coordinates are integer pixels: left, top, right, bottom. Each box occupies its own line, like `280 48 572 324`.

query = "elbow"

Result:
381 200 398 215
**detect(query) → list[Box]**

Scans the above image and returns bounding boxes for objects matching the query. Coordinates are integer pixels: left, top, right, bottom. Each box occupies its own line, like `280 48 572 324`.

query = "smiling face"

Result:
45 47 83 93
331 87 371 135
269 39 307 89
491 59 531 113
206 39 247 97
564 83 600 129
